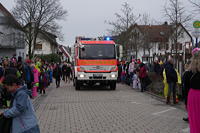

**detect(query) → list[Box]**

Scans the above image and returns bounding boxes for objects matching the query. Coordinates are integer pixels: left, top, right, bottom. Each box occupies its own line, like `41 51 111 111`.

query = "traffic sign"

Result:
193 21 200 28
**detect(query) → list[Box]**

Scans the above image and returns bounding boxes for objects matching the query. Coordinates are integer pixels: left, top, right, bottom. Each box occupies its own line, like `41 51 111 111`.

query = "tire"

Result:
110 81 116 90
75 79 80 90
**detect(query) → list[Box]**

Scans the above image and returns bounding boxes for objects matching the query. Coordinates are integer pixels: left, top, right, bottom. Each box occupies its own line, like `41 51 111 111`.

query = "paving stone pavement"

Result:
36 82 189 133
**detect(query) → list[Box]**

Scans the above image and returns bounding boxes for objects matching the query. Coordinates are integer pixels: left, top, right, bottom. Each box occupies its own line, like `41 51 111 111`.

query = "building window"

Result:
178 43 183 50
35 44 42 50
166 44 169 50
158 43 166 50
181 32 184 38
158 43 161 50
172 44 176 50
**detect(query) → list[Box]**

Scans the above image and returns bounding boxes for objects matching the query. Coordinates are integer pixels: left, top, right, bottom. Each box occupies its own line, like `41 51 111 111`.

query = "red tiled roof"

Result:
139 25 172 42
130 24 173 43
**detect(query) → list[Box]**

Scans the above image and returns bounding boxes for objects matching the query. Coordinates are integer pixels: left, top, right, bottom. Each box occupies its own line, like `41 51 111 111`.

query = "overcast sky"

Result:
0 0 194 46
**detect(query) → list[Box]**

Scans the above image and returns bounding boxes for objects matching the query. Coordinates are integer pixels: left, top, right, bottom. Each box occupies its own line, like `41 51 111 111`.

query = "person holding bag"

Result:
0 74 40 133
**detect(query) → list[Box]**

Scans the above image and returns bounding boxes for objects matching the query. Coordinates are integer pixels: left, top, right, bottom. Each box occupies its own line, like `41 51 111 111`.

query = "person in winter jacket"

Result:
0 74 40 133
62 62 68 82
164 56 178 104
24 60 34 90
139 63 148 92
182 60 192 122
53 64 62 88
186 50 200 133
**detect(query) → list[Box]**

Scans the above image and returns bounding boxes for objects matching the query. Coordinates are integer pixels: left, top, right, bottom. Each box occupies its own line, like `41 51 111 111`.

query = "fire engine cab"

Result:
71 37 123 90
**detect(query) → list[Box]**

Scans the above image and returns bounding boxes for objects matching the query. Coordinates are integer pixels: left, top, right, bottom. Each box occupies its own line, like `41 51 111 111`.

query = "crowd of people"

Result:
0 55 73 132
118 59 152 92
0 55 72 108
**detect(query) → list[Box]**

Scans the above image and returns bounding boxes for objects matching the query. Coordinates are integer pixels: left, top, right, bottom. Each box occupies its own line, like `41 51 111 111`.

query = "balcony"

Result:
0 32 25 49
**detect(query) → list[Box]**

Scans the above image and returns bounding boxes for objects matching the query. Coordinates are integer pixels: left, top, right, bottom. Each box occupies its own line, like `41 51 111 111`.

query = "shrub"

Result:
38 53 61 63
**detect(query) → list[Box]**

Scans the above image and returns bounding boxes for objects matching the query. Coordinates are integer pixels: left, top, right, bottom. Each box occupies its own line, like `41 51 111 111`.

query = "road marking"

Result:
152 107 176 115
182 127 190 133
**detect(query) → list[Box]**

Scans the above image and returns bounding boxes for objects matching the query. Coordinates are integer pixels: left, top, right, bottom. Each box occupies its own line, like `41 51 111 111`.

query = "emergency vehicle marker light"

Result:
106 37 111 41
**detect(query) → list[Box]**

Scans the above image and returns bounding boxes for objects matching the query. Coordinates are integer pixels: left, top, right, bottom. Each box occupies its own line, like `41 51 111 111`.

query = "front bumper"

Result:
77 72 118 81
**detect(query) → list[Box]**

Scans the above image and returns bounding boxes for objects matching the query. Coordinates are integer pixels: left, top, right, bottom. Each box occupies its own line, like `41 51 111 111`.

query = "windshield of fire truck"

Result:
79 44 116 59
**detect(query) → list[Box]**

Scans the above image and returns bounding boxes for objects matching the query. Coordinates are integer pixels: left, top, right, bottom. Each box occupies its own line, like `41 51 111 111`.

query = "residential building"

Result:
33 31 58 55
118 22 193 64
0 3 25 58
23 22 59 56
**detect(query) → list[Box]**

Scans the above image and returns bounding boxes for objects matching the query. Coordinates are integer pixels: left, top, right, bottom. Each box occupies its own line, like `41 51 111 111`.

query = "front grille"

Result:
82 66 112 71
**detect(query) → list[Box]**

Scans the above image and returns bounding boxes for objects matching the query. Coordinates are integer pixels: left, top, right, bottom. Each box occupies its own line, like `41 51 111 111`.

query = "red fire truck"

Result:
71 37 123 90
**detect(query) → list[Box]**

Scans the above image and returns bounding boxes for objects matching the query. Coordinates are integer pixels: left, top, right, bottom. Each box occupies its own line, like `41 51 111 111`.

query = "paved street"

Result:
35 82 189 133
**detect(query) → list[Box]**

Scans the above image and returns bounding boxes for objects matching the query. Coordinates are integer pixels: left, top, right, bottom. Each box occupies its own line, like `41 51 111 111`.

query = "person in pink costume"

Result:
32 62 41 98
187 49 200 133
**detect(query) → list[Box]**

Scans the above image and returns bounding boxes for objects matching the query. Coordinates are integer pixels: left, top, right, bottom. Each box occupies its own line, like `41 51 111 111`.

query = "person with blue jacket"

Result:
0 74 40 133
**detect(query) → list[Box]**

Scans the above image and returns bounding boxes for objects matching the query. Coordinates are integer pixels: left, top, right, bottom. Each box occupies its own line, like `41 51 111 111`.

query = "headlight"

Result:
79 74 85 78
111 74 116 78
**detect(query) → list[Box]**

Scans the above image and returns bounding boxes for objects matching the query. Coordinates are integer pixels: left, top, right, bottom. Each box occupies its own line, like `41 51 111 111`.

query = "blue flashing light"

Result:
106 37 111 41
104 36 113 41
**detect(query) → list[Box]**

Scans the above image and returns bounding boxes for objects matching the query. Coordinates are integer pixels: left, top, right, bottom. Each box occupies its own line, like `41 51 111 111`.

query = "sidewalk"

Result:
125 83 186 111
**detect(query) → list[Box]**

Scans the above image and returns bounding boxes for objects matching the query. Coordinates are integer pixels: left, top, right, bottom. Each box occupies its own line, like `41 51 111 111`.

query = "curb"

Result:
32 85 54 110
124 83 186 111
145 90 186 111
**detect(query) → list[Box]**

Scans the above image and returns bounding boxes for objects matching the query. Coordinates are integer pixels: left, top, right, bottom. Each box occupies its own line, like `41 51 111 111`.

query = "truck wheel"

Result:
75 79 80 90
110 81 116 90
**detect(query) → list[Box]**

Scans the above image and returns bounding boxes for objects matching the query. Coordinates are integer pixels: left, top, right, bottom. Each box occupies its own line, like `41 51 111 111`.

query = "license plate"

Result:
93 74 103 77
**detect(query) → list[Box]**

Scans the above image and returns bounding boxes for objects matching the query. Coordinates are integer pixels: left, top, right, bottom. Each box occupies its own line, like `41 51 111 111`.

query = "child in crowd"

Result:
132 70 141 90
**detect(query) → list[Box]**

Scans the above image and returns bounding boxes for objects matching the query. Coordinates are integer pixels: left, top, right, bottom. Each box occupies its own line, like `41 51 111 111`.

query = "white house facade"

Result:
25 31 58 55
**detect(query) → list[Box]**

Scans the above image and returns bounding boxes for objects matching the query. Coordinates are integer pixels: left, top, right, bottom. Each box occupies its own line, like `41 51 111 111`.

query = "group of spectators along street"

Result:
0 55 72 133
117 48 200 133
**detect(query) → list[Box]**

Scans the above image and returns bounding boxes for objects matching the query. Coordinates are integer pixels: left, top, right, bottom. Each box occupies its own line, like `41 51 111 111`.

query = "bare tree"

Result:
164 0 191 67
106 2 140 58
130 30 143 59
106 2 139 35
12 0 67 58
139 13 154 56
189 0 200 12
